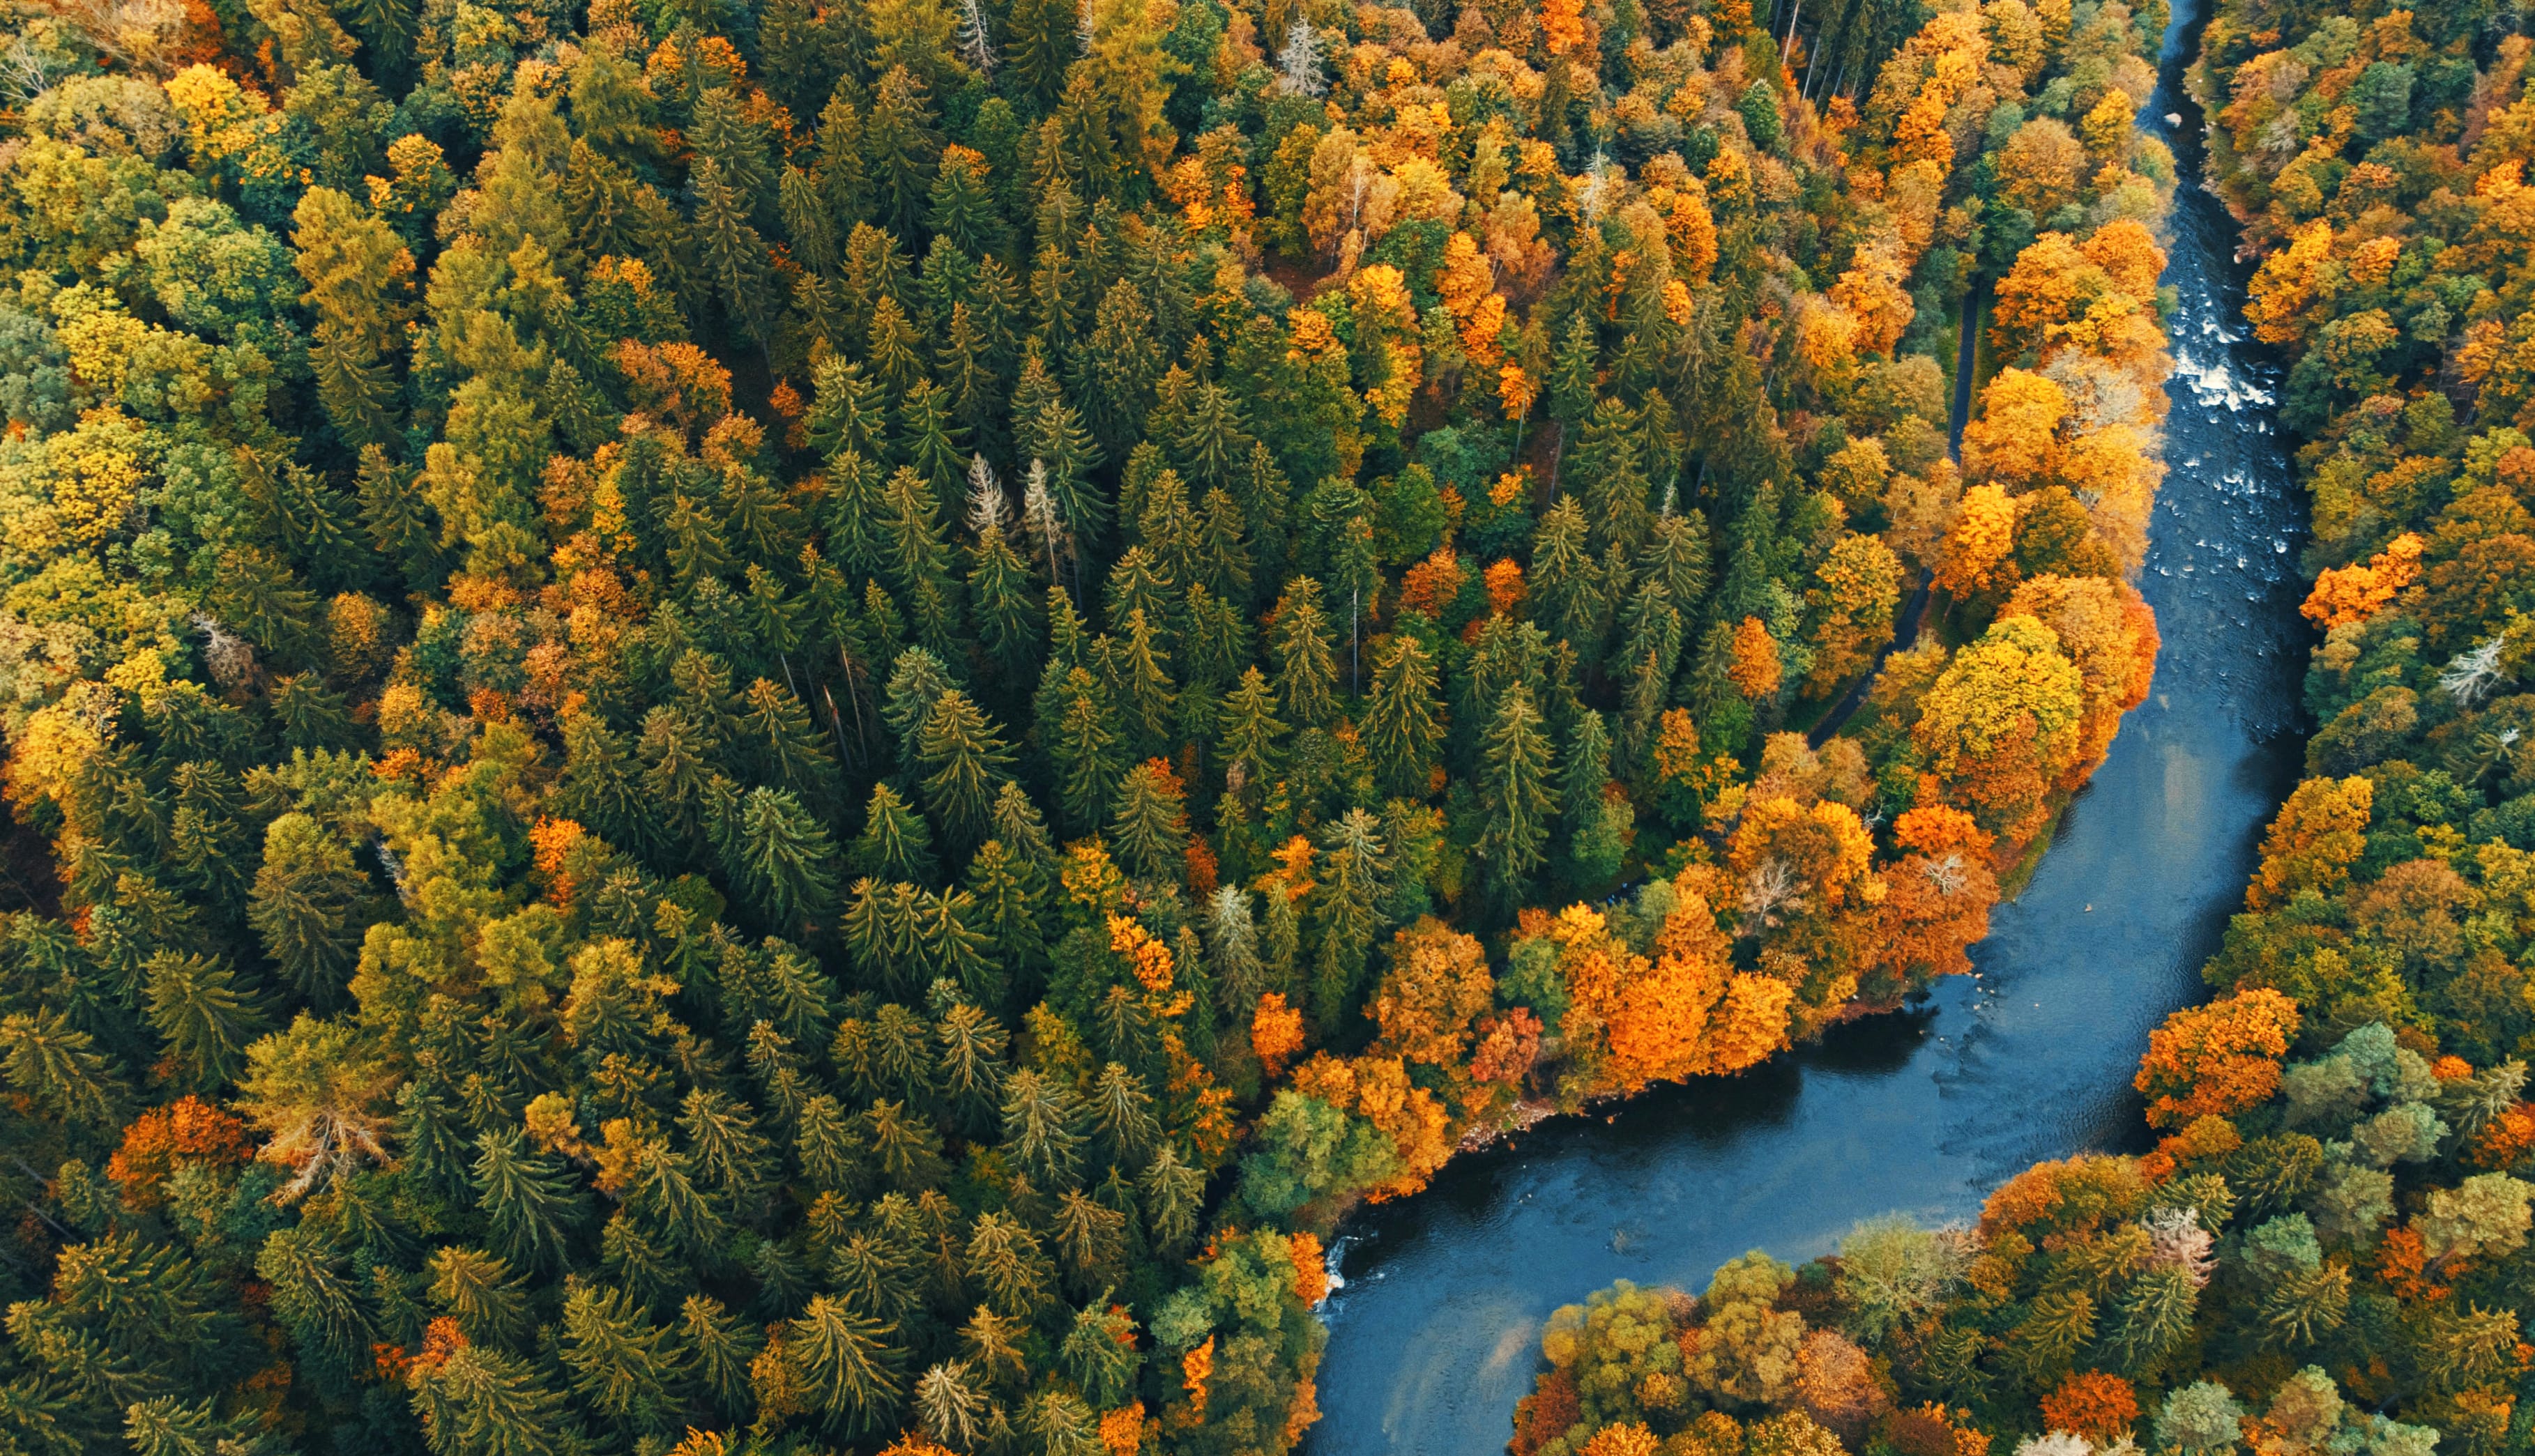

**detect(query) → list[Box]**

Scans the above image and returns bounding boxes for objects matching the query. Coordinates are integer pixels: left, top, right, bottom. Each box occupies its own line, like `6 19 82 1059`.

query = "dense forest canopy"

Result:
1510 5 2535 1456
0 0 2190 1442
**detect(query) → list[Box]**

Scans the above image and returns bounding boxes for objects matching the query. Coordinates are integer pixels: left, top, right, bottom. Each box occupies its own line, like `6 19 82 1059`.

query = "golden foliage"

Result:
2133 988 2302 1129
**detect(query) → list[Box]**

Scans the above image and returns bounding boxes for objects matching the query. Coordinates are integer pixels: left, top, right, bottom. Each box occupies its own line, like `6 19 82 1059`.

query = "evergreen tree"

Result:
967 529 1046 676
471 1130 585 1275
788 1295 905 1432
917 689 1017 851
853 783 942 886
1006 0 1072 109
1363 633 1444 799
0 1009 128 1133
690 157 775 343
720 786 844 930
1080 279 1162 454
864 66 941 237
1109 761 1189 882
144 951 268 1091
738 678 844 813
428 1246 534 1347
1269 577 1338 729
249 815 367 999
1046 669 1125 833
1216 666 1287 783
999 1069 1086 1189
558 1280 685 1430
1476 684 1555 910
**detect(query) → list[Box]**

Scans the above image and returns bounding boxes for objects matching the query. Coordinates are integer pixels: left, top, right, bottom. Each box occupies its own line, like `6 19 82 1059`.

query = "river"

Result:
1305 2 2308 1448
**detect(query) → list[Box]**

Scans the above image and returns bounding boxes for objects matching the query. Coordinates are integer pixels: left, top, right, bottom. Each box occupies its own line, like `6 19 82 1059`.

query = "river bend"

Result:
1305 4 2308 1447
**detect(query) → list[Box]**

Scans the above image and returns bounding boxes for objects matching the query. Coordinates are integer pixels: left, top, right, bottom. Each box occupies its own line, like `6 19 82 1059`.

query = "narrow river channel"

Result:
1305 1 2310 1447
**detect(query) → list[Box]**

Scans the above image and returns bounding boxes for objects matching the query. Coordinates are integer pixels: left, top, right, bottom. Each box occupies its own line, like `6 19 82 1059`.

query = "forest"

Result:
0 0 2192 1434
1507 3 2535 1456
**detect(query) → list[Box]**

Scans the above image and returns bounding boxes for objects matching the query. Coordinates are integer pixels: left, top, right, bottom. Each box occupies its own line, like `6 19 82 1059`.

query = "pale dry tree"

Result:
1738 857 1806 935
192 613 256 688
955 0 996 73
33 0 187 76
915 1360 988 1450
1276 16 1325 95
2015 1434 2094 1456
2439 636 2509 706
1921 852 1969 897
1205 884 1263 1011
1020 458 1072 585
2142 1205 2216 1288
966 452 1009 542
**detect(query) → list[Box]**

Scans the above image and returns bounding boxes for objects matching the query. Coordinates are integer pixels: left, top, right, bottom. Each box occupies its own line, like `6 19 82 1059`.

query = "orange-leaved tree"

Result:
2133 987 2302 1128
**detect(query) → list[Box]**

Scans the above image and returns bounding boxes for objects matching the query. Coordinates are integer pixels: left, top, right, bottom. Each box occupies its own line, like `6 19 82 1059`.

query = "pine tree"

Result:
999 1068 1086 1188
558 1281 685 1430
1558 710 1630 889
409 1340 577 1456
883 646 959 770
677 1087 777 1202
1215 666 1286 783
738 678 844 813
2108 1264 2199 1377
865 66 941 237
934 997 1010 1128
259 1227 378 1391
964 842 1046 994
1006 0 1072 109
1018 396 1107 553
249 814 367 999
991 780 1059 885
788 1295 905 1432
1477 684 1555 907
918 689 1017 851
660 493 737 592
1193 488 1254 604
721 786 844 930
914 1361 988 1450
1528 496 1607 657
681 1294 763 1418
1109 761 1189 882
1058 1299 1140 1409
966 530 1046 675
1051 1188 1127 1292
793 1093 868 1194
1113 609 1180 758
427 1246 534 1346
471 1129 584 1274
876 465 957 605
144 951 267 1091
690 157 775 343
813 93 871 231
1364 633 1444 798
899 378 968 499
1270 577 1338 729
927 152 1004 258
352 446 440 588
852 783 941 886
1548 314 1600 427
0 1009 128 1133
1047 669 1124 833
1080 279 1162 453
863 1098 949 1193
966 1211 1055 1319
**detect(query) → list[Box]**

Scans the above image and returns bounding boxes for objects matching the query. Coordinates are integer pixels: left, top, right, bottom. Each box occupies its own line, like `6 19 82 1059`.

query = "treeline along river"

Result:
1305 1 2313 1446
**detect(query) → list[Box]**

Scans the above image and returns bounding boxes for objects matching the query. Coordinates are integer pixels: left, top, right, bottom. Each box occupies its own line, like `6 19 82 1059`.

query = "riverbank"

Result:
1300 0 2312 1440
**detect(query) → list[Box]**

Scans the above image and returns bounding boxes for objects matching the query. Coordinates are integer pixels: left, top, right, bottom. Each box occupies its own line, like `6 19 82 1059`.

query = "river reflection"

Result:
1304 0 2309 1446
